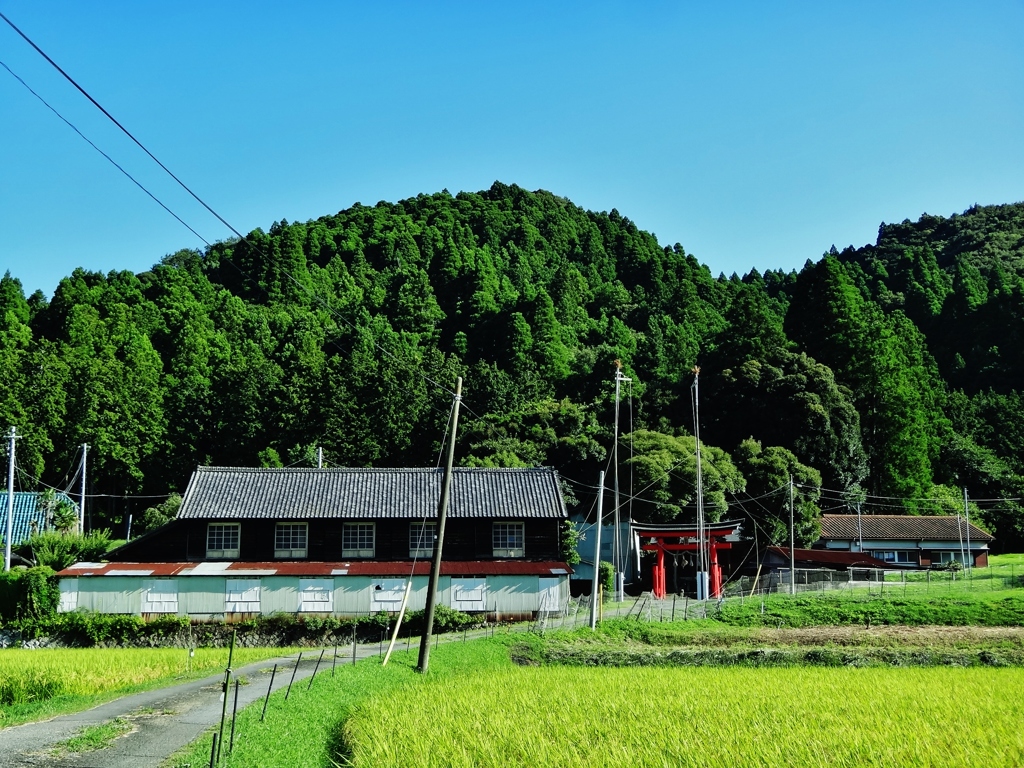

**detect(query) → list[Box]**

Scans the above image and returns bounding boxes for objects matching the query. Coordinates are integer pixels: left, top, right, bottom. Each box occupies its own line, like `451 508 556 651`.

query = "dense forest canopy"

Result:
2 184 1023 549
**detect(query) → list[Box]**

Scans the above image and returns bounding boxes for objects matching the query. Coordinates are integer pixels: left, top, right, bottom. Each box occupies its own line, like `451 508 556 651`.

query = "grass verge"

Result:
50 717 133 756
164 640 515 768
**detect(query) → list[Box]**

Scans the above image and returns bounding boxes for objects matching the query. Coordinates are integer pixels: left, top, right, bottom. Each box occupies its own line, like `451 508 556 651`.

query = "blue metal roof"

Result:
0 492 80 546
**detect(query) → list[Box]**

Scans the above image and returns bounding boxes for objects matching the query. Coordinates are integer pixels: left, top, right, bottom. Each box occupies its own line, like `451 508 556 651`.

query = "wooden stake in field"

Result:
307 648 325 689
229 678 240 752
383 581 413 667
215 630 236 763
260 664 277 722
285 652 302 700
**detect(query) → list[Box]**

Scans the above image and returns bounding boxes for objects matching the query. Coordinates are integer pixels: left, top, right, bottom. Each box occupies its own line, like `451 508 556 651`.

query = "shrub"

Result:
598 561 615 598
15 530 112 570
0 566 59 622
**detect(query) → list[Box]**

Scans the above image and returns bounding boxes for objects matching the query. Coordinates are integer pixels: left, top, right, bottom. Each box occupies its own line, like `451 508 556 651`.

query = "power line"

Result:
0 57 209 246
2 10 459 416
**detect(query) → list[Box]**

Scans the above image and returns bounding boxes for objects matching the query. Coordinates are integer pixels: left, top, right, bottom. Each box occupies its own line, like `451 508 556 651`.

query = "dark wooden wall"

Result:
110 517 562 562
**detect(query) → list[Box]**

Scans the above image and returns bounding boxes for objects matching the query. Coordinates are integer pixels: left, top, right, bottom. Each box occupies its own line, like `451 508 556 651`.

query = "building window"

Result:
275 522 308 559
409 522 436 557
225 578 260 612
870 550 916 564
938 551 970 566
299 578 333 612
207 523 240 559
492 522 525 558
142 579 179 614
342 522 375 558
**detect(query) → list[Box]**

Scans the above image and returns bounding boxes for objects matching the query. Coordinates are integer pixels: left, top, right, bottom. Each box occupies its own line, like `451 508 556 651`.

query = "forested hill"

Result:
2 183 1024 549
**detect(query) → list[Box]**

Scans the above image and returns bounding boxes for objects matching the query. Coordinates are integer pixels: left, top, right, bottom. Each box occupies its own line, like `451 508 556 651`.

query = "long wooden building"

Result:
57 466 572 620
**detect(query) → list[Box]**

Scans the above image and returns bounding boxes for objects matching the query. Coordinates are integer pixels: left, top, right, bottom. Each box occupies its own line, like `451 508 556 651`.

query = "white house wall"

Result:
62 574 567 617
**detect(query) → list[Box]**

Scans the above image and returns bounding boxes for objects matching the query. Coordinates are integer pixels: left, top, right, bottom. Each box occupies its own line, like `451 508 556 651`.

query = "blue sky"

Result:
2 1 1022 297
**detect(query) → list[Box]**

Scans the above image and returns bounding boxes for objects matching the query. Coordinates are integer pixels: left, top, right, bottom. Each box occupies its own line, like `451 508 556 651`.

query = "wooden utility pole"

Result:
417 377 463 674
589 470 605 630
4 427 17 572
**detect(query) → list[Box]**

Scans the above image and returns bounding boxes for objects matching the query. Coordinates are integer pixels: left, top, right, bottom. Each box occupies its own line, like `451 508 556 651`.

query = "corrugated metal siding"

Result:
64 573 563 616
261 577 299 614
178 577 228 616
487 575 541 613
77 577 141 614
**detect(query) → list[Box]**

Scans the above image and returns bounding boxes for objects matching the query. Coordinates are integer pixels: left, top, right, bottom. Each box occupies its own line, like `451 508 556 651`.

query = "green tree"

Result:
731 439 822 546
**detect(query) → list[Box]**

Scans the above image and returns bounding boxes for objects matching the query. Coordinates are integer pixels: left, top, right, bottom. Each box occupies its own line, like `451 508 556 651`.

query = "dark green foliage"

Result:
4 186 1024 545
559 521 582 566
0 567 59 622
14 531 113 571
598 561 615 596
135 493 182 535
731 440 822 546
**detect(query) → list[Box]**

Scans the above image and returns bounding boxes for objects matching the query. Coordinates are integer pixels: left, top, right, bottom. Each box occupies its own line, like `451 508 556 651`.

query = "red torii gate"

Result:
633 520 742 599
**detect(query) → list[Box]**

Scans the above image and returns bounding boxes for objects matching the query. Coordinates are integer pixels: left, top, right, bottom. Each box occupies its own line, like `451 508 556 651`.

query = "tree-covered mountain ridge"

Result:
2 183 1023 549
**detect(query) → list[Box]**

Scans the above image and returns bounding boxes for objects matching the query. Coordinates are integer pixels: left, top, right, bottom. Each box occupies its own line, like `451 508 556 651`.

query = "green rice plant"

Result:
343 665 1024 767
0 646 294 726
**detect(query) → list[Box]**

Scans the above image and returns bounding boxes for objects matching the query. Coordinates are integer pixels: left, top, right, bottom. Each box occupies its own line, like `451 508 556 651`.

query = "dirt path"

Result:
0 644 383 768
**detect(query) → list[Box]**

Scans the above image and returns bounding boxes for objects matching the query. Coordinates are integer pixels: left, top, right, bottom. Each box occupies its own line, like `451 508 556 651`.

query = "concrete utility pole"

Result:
418 377 462 674
589 470 605 630
79 443 88 534
856 500 863 552
789 475 796 596
964 487 972 573
4 427 17 572
612 361 631 602
692 367 707 601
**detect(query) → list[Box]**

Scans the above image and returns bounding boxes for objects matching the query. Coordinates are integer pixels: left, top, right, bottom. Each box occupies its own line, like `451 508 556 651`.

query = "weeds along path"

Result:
0 646 374 768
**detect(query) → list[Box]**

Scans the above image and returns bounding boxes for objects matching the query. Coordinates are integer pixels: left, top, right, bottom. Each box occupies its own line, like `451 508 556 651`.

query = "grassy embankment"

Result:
0 646 297 728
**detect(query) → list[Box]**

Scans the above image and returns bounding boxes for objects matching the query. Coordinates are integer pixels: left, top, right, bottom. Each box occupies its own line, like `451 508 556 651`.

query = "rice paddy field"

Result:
343 665 1024 768
0 646 293 726
164 634 1024 768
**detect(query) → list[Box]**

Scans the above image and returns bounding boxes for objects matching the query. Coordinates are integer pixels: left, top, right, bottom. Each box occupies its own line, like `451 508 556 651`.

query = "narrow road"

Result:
0 644 381 768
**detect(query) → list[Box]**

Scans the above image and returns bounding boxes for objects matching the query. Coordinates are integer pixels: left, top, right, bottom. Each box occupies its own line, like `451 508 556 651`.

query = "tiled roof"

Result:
766 547 889 568
178 466 567 521
57 560 573 578
820 514 994 542
0 492 79 546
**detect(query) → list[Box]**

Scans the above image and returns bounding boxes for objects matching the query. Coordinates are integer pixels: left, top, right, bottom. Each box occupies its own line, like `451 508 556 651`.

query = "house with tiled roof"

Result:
0 491 79 549
57 466 572 619
814 514 995 568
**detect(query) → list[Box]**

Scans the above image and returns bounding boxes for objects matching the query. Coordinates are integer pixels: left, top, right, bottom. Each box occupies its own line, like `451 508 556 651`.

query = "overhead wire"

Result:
1 10 464 490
